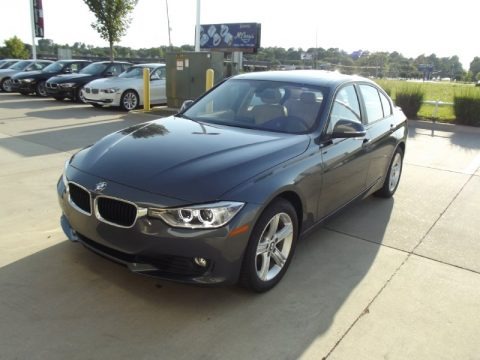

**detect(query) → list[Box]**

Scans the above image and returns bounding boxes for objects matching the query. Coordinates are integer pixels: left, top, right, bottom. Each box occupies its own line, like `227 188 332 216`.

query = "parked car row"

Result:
0 59 167 111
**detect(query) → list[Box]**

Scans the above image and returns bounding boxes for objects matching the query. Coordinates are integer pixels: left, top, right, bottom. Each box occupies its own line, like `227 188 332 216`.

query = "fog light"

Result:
194 257 208 267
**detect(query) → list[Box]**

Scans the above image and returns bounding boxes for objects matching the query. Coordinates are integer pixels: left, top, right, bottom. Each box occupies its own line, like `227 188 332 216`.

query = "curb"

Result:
408 120 480 135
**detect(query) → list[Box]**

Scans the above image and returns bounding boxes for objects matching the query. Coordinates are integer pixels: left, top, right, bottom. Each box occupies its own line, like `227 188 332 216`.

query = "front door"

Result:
150 67 166 104
318 84 370 218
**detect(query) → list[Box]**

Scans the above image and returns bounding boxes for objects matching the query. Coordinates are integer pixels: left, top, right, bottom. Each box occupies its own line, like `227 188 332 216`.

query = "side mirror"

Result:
179 100 194 112
331 119 366 138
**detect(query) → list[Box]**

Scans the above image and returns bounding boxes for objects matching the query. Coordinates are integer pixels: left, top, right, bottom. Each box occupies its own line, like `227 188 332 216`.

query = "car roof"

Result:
55 59 91 63
233 70 375 88
132 63 165 68
89 61 132 65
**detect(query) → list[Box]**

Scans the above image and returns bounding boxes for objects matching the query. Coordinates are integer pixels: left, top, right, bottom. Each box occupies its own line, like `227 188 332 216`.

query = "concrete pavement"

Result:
0 93 479 360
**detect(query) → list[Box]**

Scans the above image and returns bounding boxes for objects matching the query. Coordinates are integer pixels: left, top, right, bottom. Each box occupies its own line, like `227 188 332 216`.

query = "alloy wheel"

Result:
255 212 293 281
2 79 12 92
122 91 138 110
389 152 402 192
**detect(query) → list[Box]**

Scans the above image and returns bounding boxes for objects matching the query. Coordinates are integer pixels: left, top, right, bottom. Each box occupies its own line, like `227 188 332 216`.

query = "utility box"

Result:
166 52 224 109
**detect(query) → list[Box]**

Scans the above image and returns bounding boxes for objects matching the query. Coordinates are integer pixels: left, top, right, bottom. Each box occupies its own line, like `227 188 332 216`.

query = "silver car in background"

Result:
0 59 20 70
82 63 166 111
0 59 52 92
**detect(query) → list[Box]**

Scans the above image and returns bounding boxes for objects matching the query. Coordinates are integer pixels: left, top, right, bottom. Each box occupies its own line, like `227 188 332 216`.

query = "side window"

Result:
39 62 50 69
379 91 392 117
327 85 361 133
151 67 165 80
122 63 131 72
32 63 43 70
107 64 123 76
70 63 80 73
359 85 384 123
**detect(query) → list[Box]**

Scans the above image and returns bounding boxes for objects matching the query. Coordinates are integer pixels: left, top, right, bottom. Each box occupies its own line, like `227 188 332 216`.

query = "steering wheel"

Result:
262 116 310 132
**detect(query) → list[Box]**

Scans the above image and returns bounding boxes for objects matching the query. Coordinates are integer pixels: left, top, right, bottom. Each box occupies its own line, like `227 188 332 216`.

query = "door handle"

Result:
362 138 370 144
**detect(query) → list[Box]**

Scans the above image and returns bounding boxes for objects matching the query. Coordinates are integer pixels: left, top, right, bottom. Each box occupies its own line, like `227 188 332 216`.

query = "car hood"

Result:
0 69 20 78
70 116 310 203
87 76 140 89
13 70 47 80
48 73 96 84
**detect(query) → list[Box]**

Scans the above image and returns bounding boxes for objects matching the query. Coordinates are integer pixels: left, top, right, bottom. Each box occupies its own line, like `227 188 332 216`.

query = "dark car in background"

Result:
0 59 53 92
46 61 131 103
58 70 407 292
0 59 20 70
11 59 91 96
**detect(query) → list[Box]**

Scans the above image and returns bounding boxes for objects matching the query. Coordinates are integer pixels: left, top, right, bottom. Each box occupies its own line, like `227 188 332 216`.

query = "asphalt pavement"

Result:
0 93 479 360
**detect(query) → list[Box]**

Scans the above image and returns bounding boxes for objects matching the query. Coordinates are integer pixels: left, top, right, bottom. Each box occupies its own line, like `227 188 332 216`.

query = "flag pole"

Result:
30 0 37 59
195 0 200 52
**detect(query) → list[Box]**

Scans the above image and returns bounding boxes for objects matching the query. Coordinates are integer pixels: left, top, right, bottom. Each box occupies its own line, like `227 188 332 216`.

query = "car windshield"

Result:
9 61 32 70
119 66 148 78
80 63 108 75
183 79 328 134
43 62 65 72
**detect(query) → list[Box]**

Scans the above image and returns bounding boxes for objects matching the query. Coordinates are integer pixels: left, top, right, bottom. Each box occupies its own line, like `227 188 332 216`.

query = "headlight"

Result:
60 82 76 88
62 159 69 187
148 201 244 229
102 88 119 93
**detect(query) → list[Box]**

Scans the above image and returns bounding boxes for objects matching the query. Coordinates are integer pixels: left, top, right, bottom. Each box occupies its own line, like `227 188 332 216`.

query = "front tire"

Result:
120 90 139 111
36 80 47 97
1 78 13 92
240 199 298 292
75 85 86 103
375 147 404 198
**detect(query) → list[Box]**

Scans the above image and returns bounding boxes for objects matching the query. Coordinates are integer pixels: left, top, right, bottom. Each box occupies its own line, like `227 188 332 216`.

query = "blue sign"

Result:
199 23 261 53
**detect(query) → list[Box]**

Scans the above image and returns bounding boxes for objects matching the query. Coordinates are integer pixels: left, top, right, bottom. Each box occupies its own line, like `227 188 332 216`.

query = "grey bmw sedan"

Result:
58 70 407 292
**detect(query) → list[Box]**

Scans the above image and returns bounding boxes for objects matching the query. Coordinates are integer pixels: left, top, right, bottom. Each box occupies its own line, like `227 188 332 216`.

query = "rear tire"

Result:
375 147 404 198
240 199 298 292
36 80 47 97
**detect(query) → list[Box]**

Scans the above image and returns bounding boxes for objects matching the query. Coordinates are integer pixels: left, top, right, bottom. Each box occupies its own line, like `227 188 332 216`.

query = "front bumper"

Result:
11 80 36 93
83 88 121 107
57 167 257 285
46 84 76 99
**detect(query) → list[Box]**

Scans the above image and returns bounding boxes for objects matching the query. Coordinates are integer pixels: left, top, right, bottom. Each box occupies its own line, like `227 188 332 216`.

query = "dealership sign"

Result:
199 23 261 53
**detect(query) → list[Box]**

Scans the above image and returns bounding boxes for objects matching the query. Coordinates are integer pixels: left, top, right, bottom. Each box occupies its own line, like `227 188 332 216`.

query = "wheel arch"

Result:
275 191 304 233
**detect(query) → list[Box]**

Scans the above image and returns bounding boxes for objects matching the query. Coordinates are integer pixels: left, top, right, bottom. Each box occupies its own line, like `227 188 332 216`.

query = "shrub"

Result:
454 88 480 126
394 85 425 119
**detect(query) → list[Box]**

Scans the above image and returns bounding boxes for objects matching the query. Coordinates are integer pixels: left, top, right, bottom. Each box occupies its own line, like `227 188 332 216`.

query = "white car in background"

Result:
82 63 166 111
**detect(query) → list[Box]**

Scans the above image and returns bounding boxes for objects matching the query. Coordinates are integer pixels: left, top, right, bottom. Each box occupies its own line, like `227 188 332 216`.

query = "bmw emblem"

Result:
94 181 107 192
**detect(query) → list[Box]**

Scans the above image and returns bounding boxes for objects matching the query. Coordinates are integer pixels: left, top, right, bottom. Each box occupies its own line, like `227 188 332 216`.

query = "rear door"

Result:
318 84 370 217
357 84 397 188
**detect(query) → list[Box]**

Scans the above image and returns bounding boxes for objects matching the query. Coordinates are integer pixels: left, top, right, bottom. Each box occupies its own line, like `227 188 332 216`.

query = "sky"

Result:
0 0 479 69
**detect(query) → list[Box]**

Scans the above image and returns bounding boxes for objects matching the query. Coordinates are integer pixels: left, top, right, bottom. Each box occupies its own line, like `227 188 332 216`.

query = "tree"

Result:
469 57 480 81
83 0 138 61
4 36 29 59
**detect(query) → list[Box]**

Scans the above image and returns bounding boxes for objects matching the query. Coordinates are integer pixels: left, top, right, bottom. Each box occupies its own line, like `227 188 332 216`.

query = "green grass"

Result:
375 79 477 122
